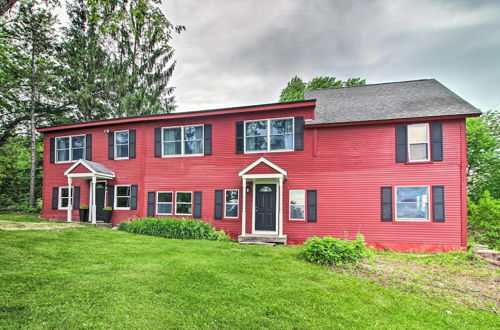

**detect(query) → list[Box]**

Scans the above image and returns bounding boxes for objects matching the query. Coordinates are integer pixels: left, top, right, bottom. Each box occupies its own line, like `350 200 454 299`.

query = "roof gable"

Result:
64 159 115 177
239 157 287 177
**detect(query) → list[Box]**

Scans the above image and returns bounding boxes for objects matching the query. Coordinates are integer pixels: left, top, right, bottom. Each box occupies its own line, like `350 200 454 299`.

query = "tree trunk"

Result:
28 29 37 208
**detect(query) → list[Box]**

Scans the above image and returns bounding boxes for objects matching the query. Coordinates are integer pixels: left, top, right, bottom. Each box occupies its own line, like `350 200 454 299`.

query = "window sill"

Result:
288 219 306 222
223 217 239 220
405 161 434 165
115 208 131 211
114 157 130 160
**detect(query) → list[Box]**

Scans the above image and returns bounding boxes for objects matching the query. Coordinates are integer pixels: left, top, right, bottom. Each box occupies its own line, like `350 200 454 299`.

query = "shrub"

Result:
118 217 231 241
468 191 500 250
79 205 89 210
303 234 371 266
103 206 112 211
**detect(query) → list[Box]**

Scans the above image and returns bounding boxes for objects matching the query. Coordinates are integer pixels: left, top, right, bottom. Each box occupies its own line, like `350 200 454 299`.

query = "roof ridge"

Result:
306 78 436 92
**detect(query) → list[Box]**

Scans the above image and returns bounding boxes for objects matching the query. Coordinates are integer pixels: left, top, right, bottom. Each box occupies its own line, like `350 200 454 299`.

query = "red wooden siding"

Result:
69 164 91 174
40 103 468 252
245 162 281 175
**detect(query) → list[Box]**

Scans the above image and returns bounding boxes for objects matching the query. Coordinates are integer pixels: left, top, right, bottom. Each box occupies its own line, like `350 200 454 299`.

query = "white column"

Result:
279 176 283 237
88 179 92 222
67 177 72 222
91 175 97 224
241 177 246 237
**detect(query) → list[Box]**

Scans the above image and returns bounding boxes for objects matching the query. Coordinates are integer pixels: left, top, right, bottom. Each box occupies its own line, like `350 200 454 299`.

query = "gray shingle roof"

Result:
304 79 480 125
82 160 114 176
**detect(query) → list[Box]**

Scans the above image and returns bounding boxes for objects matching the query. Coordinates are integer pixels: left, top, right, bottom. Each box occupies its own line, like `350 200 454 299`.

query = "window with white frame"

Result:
289 190 305 220
408 123 429 161
245 118 293 152
395 186 430 221
59 187 73 209
115 185 131 210
163 125 203 156
224 189 239 218
114 130 129 159
175 192 192 215
157 192 173 215
56 135 85 162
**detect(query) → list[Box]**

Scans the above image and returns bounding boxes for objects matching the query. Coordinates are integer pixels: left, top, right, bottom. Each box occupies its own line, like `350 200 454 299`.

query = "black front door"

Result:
255 184 277 232
95 182 106 221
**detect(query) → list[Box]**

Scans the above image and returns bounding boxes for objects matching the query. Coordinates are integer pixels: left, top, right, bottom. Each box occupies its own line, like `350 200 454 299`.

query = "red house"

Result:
38 79 480 252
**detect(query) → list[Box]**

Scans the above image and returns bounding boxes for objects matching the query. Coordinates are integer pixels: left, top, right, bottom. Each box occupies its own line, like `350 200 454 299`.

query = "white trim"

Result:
161 125 204 157
114 130 130 160
243 117 294 153
175 191 193 216
58 186 73 210
252 181 278 235
238 157 288 177
64 159 116 178
394 185 431 222
156 191 173 215
114 185 132 210
289 189 306 221
407 123 430 162
224 189 239 219
241 178 247 236
55 134 86 163
67 173 115 179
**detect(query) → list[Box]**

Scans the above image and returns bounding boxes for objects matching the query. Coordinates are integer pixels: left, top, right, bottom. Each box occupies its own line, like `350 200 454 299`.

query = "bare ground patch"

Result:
0 220 83 231
337 252 499 312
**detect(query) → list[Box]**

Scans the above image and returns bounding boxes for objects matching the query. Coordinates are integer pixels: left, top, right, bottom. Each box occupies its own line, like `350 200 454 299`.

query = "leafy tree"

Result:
468 191 500 250
466 110 499 202
279 75 366 102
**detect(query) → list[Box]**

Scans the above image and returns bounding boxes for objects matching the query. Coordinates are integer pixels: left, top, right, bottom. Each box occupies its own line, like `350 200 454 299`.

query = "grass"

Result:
0 213 498 329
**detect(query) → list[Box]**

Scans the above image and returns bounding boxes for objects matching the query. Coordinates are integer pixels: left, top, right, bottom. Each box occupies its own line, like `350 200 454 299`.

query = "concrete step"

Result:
239 241 276 246
238 234 287 245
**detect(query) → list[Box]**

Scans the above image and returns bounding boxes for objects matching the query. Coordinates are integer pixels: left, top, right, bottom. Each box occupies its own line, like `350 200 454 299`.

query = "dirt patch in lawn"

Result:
337 253 499 312
0 220 83 231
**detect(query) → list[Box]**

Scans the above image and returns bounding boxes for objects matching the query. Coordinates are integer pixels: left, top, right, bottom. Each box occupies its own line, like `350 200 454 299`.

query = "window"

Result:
157 192 173 215
224 189 239 218
289 190 305 220
115 185 131 210
395 186 430 221
163 125 203 156
408 123 429 161
115 130 129 159
56 135 85 162
59 187 73 209
175 192 192 215
245 118 293 152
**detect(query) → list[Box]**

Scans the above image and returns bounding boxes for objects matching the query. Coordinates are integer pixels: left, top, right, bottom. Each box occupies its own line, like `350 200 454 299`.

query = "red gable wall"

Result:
245 162 282 175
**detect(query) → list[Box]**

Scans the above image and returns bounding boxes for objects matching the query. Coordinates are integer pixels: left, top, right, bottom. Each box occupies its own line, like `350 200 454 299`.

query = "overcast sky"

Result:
162 0 500 112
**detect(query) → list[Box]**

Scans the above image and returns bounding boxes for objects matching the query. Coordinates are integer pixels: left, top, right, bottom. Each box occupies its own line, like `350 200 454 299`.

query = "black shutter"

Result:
194 191 202 219
235 121 244 154
294 116 304 151
73 186 80 209
51 187 59 210
214 189 223 220
154 127 162 157
204 124 212 155
307 190 317 222
395 125 408 163
431 122 443 161
50 138 55 163
129 129 136 159
147 192 155 217
108 132 114 160
107 185 114 208
432 185 445 222
85 134 92 160
130 184 138 210
381 187 393 221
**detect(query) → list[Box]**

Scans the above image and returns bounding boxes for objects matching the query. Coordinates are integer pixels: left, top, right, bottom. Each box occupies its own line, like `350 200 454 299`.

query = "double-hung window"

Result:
175 192 192 215
224 190 239 218
115 185 131 210
245 118 293 152
289 190 305 220
114 130 129 159
56 135 85 162
408 123 429 161
59 187 72 209
157 192 173 215
163 125 203 156
395 186 430 221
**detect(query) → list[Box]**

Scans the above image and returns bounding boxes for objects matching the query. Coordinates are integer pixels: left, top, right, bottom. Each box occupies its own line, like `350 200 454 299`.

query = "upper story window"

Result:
245 118 294 153
395 186 429 221
224 189 239 218
163 125 203 156
114 130 129 159
408 123 429 162
115 185 131 210
289 190 305 220
56 135 85 163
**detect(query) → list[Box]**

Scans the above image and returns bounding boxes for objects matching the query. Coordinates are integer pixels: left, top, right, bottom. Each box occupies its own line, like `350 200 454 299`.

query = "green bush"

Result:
303 234 371 266
118 217 231 241
468 191 499 250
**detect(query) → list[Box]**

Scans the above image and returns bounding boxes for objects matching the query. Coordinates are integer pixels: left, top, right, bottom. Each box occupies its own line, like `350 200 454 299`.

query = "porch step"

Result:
238 234 287 245
240 241 276 246
94 222 112 228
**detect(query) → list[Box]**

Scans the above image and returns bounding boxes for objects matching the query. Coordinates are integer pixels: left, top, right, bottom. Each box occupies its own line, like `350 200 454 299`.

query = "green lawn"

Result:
0 213 498 329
